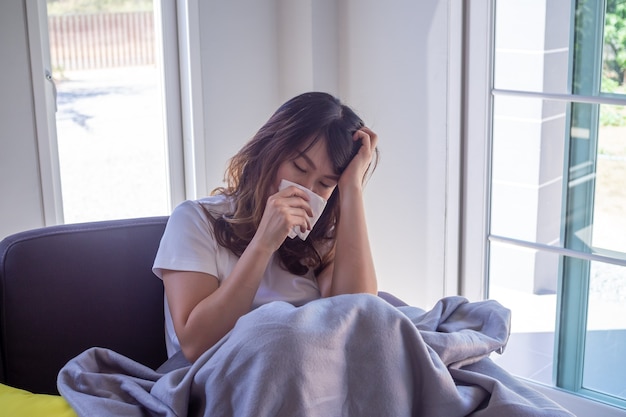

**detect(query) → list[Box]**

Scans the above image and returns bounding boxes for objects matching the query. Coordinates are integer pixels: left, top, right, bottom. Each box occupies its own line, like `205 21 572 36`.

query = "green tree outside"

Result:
602 0 626 125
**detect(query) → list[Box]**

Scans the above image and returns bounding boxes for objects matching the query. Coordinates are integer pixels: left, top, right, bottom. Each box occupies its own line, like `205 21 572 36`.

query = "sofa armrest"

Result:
0 217 168 394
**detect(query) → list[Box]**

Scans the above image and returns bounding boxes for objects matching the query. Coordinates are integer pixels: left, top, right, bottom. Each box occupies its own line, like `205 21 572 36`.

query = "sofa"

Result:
0 216 408 404
0 216 170 397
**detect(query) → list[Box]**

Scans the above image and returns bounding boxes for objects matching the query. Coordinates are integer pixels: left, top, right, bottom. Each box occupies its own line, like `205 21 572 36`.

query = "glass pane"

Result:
583 261 626 399
572 0 605 96
601 0 626 96
494 0 572 94
563 101 598 255
488 241 558 385
563 103 626 256
47 0 169 223
594 109 626 253
490 95 567 246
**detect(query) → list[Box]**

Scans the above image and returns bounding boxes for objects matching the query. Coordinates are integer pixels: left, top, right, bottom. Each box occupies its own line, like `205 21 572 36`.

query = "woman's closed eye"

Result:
294 161 307 173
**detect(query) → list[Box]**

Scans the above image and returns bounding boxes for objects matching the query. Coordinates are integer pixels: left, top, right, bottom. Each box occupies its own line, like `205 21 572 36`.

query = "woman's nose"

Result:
301 178 315 192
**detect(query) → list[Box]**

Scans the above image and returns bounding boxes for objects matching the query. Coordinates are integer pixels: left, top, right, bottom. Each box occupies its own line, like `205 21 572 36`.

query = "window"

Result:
48 0 172 223
486 0 626 410
27 0 185 225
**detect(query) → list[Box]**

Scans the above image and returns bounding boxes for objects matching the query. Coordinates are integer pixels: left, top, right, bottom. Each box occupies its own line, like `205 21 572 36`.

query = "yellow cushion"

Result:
0 383 77 417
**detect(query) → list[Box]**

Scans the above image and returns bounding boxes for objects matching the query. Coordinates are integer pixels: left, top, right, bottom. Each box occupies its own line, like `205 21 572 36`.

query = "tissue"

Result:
278 179 327 240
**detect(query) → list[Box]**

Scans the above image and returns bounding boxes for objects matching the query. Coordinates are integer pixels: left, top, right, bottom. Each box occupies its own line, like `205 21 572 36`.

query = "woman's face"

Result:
274 138 338 201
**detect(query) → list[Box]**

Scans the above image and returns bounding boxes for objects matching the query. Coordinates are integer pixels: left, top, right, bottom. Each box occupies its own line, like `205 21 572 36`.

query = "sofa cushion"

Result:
0 383 76 417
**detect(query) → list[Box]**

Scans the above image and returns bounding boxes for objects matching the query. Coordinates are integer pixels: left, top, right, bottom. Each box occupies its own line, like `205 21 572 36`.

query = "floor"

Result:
492 329 626 399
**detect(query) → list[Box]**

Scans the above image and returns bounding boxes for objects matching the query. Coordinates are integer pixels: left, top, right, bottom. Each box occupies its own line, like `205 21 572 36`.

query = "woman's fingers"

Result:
264 188 313 237
275 186 313 218
340 127 378 189
353 127 378 154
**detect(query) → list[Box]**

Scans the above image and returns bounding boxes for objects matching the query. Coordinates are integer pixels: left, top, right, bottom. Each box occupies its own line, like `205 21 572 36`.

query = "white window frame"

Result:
444 0 465 297
156 0 186 207
25 0 64 225
174 0 207 201
25 0 187 224
460 0 493 302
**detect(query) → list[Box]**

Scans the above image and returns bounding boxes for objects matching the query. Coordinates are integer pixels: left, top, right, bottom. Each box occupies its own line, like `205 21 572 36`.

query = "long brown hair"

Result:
206 92 378 276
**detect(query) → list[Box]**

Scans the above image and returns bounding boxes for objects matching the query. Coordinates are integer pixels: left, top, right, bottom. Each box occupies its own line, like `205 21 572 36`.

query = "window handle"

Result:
45 69 57 112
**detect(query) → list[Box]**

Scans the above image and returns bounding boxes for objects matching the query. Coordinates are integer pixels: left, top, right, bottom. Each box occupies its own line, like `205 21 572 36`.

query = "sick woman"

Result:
153 91 379 362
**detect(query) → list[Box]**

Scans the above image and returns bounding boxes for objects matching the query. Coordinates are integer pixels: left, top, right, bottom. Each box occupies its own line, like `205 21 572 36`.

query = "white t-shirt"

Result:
153 195 322 357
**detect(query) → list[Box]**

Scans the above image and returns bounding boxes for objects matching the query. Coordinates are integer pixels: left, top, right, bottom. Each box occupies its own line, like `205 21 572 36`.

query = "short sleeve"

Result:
152 200 219 279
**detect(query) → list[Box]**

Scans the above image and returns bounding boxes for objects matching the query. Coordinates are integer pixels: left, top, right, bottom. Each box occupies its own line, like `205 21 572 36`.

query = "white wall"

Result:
340 0 451 308
189 0 453 308
197 1 282 189
0 1 47 238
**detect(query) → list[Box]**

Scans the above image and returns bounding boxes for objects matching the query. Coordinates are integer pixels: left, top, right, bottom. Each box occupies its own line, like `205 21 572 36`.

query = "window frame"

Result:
25 0 64 225
25 0 188 225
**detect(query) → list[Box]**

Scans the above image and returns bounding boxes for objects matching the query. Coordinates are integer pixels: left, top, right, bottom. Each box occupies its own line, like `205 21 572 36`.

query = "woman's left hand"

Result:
321 127 379 297
339 127 378 190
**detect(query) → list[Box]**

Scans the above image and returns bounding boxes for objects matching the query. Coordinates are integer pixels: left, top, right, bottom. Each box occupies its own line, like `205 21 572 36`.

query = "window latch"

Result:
45 69 58 112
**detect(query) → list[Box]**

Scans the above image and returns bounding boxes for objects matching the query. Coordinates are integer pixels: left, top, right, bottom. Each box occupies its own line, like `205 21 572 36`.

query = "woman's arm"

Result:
163 187 314 362
162 240 273 362
319 127 379 296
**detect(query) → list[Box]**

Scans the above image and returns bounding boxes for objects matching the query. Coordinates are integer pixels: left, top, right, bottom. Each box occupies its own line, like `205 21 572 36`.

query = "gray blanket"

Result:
57 294 574 416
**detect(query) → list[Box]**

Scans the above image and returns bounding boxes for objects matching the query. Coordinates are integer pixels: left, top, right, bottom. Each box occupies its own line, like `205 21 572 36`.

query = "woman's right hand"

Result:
252 186 313 252
164 189 311 361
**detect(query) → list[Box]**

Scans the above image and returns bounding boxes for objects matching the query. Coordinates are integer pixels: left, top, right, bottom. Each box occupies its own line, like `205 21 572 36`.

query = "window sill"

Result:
527 381 626 417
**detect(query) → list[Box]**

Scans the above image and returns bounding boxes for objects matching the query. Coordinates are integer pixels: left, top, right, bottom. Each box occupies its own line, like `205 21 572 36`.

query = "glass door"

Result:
488 0 626 409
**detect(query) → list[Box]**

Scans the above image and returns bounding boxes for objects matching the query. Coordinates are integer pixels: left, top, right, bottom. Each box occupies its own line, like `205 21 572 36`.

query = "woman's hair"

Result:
207 92 379 276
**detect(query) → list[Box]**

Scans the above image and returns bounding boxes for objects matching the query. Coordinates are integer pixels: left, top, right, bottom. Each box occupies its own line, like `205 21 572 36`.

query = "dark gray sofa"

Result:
0 216 407 395
0 217 169 394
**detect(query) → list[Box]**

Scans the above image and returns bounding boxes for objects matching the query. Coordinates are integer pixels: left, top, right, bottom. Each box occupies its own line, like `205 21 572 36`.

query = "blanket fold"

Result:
57 294 574 417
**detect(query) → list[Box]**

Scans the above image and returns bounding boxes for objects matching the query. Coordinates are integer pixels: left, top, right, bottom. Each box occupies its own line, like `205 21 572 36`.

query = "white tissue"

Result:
278 179 327 240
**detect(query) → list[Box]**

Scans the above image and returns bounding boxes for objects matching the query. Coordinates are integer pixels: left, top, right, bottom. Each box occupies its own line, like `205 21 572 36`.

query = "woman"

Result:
153 92 379 362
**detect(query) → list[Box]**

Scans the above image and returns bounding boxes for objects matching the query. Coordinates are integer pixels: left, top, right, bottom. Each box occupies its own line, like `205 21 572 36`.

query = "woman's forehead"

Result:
296 136 327 158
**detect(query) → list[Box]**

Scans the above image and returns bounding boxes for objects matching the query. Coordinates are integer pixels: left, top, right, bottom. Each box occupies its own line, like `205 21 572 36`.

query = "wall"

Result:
0 1 46 239
340 0 450 307
196 1 282 190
